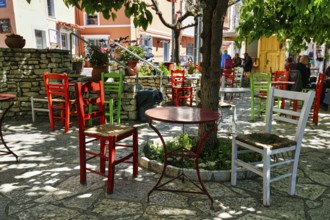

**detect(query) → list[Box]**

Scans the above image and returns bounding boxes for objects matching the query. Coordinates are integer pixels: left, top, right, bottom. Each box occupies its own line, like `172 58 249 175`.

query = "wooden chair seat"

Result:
84 124 135 138
236 133 296 150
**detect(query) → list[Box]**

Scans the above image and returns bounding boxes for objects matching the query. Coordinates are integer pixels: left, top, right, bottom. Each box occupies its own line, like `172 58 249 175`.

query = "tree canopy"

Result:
236 0 330 54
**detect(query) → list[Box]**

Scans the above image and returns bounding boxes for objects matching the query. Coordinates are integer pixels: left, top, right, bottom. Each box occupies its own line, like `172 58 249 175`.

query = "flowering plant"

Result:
187 61 196 71
89 45 109 66
72 56 85 62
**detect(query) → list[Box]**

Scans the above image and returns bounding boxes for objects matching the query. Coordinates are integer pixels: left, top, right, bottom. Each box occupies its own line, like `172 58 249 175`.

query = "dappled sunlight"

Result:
0 183 29 192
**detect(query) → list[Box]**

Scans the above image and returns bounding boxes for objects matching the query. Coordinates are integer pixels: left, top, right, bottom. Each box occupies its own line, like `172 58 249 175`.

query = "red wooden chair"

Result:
171 69 193 106
273 71 290 108
75 81 138 193
43 73 76 133
222 69 235 88
293 73 325 125
224 58 234 70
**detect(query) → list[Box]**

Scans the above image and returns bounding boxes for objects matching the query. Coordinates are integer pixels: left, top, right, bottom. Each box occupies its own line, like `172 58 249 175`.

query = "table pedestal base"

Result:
147 122 216 209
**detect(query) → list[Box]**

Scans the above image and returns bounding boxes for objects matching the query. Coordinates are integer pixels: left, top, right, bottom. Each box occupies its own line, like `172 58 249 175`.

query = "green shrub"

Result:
144 134 261 170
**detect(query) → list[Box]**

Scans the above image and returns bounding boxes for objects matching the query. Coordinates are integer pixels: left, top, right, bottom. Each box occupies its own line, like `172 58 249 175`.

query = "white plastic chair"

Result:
231 87 315 206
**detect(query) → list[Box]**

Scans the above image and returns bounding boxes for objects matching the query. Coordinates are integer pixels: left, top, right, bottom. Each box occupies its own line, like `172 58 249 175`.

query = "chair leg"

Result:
132 127 138 177
64 104 70 133
231 138 238 186
263 149 271 206
251 98 255 121
100 140 106 174
79 136 87 185
31 96 35 122
48 106 55 131
289 150 299 195
107 137 116 193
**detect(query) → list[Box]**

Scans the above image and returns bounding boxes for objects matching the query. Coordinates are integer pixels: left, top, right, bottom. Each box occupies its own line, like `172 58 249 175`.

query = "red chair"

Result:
273 71 290 90
75 81 138 193
171 69 193 106
222 69 235 88
293 73 325 125
224 58 234 70
43 73 76 133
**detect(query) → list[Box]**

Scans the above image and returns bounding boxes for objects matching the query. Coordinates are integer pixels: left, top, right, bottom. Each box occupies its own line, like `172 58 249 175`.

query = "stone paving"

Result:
0 95 330 219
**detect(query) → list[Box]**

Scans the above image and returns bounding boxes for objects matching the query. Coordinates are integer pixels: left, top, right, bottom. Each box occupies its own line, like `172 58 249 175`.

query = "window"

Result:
47 0 55 17
86 14 98 25
186 43 193 56
35 30 46 49
0 19 10 33
61 33 68 50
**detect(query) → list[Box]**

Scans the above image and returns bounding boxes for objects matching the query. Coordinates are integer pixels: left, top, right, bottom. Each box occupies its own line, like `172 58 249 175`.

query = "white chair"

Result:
231 87 315 206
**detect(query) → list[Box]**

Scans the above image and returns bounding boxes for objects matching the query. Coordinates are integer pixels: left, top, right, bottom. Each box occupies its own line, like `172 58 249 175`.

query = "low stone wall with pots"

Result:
0 48 200 121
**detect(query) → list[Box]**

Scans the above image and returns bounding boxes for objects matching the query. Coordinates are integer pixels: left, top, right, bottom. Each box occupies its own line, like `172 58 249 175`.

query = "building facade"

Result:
0 0 78 51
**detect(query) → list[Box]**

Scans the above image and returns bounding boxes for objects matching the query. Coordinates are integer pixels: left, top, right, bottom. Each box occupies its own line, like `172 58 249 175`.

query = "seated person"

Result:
321 65 330 109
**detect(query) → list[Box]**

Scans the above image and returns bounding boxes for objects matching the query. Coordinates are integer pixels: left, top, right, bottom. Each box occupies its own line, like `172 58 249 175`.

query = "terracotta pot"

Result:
127 60 139 76
84 60 91 67
91 66 108 81
163 62 174 71
5 37 26 48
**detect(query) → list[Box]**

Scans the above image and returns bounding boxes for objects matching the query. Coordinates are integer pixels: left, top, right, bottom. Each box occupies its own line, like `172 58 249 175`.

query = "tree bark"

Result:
198 0 229 153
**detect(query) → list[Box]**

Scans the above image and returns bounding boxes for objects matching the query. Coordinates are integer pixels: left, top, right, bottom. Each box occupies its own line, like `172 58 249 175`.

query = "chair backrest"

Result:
101 72 123 99
224 58 234 70
43 73 70 105
75 81 105 131
266 87 315 147
171 69 186 88
273 71 289 81
222 69 235 87
234 67 244 87
250 72 272 95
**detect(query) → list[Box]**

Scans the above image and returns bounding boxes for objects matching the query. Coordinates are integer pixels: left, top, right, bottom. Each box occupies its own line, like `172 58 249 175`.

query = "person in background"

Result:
242 53 253 77
233 53 242 67
294 55 311 88
285 57 294 71
221 50 231 69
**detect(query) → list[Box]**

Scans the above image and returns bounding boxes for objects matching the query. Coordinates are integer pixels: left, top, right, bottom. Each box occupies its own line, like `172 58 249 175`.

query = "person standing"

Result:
294 55 311 88
233 53 242 67
221 50 231 69
242 53 253 77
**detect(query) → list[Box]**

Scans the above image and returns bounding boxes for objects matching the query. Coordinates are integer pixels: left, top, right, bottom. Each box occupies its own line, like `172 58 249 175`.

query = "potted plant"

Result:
5 33 26 48
89 45 109 81
187 61 196 74
72 56 85 74
121 45 145 76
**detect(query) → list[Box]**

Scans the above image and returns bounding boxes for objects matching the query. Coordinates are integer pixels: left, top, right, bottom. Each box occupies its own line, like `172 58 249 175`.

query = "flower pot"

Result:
84 60 91 67
163 62 174 71
91 66 108 82
5 36 26 48
72 61 84 74
127 60 139 76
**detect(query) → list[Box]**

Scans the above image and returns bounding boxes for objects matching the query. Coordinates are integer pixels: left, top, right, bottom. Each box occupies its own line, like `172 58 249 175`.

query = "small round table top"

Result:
0 94 16 101
145 106 220 124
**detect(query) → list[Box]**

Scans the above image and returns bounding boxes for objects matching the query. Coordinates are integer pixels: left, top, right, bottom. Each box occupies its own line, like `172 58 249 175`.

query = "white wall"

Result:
12 0 75 49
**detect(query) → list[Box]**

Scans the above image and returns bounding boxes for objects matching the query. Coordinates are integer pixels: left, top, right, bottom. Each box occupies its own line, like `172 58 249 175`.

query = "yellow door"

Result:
258 36 286 73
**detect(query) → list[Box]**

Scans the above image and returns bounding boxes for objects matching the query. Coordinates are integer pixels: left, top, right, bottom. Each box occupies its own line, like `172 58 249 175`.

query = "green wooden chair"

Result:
102 72 123 124
88 72 123 125
250 73 272 121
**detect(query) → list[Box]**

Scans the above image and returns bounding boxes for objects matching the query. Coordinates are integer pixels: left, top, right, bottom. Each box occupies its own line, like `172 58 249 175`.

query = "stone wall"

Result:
0 48 177 121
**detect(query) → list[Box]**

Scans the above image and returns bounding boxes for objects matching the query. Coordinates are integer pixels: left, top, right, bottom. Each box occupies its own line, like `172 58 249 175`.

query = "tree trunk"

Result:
198 0 228 153
174 30 180 65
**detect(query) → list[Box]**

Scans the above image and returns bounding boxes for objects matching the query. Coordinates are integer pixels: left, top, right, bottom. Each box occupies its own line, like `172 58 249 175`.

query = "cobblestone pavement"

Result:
0 95 330 219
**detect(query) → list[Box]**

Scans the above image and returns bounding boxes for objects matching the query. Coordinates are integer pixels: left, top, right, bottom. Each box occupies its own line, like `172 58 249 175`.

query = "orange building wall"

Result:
0 1 16 48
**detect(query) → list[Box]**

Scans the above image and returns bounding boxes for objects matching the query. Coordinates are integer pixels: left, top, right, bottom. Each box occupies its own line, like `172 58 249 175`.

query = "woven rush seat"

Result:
84 124 135 138
236 133 296 150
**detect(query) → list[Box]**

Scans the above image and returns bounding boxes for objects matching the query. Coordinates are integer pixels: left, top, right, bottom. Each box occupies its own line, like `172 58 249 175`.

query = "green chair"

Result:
250 73 272 121
102 72 123 124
